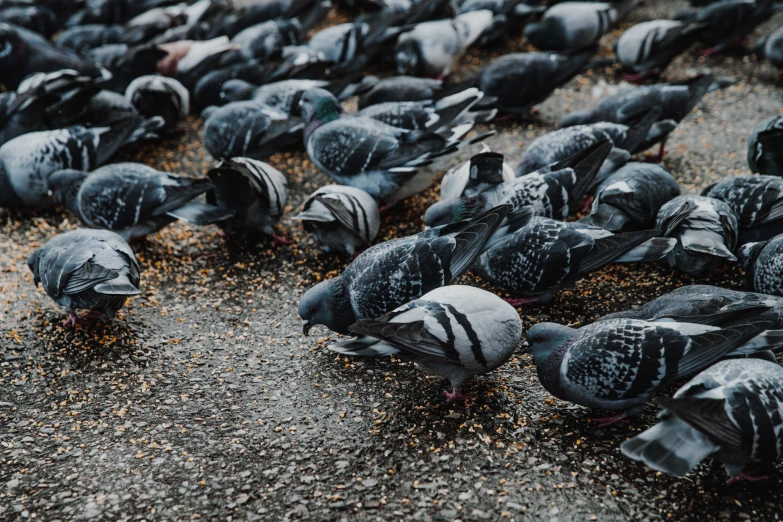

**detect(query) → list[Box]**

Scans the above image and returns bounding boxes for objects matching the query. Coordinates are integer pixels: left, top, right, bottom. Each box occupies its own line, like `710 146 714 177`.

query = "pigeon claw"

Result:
270 233 293 246
727 469 768 485
443 389 469 403
589 412 629 427
62 312 89 328
504 296 540 307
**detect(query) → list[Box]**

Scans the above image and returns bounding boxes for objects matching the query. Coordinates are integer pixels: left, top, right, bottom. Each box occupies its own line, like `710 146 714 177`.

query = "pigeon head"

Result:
516 155 542 176
0 24 25 77
523 18 565 52
299 277 356 336
424 197 482 228
394 38 421 76
700 182 718 197
48 169 88 212
526 322 576 365
738 241 768 272
26 247 42 287
219 79 256 104
297 88 343 126
560 110 593 128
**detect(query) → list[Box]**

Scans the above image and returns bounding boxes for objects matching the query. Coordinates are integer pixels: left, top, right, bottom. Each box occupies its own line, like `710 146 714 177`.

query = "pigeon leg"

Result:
624 72 649 85
63 311 89 327
578 195 595 214
644 138 668 163
504 296 540 307
84 310 109 323
493 114 515 123
589 412 628 427
443 388 470 402
270 233 293 246
727 466 768 485
698 46 720 57
378 203 398 214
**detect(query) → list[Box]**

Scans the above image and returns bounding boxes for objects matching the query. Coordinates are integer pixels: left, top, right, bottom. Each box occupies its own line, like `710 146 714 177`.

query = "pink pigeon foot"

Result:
493 114 515 123
589 412 629 427
443 389 470 402
63 312 89 327
579 195 595 214
84 310 109 323
270 233 293 246
698 47 720 57
624 72 653 85
504 296 540 307
727 467 768 485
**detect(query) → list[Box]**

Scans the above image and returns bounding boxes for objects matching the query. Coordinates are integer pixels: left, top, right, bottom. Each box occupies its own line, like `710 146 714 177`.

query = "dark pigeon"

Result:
47 163 234 241
125 74 189 131
581 162 681 231
299 204 534 335
622 359 783 483
656 195 739 275
615 19 703 80
27 228 141 326
747 114 783 175
739 234 783 297
703 175 783 245
680 0 777 56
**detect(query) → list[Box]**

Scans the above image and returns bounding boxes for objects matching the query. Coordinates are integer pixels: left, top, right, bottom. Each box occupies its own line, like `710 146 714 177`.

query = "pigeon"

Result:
440 148 516 201
475 218 675 305
0 119 138 209
125 75 189 132
89 42 168 93
0 69 100 146
205 157 289 242
213 0 324 38
0 4 57 38
702 175 783 245
27 228 141 326
738 234 783 297
679 0 776 57
525 314 775 425
515 108 659 181
328 285 523 401
296 87 492 205
219 78 330 108
157 37 239 90
656 195 739 276
425 141 611 228
356 76 444 109
231 0 331 61
191 58 275 109
0 22 109 90
615 20 704 80
293 185 380 255
355 88 492 132
747 114 783 175
524 1 636 53
459 0 542 46
47 163 234 241
299 204 533 335
460 49 596 116
394 10 494 78
203 101 303 161
756 25 783 69
560 75 715 160
581 163 681 231
621 358 783 483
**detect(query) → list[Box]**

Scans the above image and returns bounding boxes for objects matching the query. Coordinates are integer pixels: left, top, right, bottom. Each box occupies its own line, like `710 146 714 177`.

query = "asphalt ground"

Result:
2 1 783 520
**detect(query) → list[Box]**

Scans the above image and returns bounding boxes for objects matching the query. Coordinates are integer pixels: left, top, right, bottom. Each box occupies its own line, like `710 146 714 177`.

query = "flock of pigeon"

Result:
3 0 783 487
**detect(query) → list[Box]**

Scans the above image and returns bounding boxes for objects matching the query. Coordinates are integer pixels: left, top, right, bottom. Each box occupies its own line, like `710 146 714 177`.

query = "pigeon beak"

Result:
302 320 312 336
47 189 53 197
520 341 529 354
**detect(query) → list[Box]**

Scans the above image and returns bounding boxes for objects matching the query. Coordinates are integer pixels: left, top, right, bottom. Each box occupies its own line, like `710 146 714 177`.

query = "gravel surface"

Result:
2 2 783 521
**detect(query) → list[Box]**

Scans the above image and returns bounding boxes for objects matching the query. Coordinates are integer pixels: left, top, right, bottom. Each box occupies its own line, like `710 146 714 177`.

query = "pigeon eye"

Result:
534 336 542 343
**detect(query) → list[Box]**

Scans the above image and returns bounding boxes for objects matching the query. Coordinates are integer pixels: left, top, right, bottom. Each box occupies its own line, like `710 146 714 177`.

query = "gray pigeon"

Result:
515 109 659 182
680 0 776 57
581 163 681 231
560 75 716 160
524 1 636 53
205 157 289 243
299 204 533 336
440 148 515 201
296 87 492 205
357 76 444 109
474 217 675 305
739 234 783 297
394 10 494 77
48 163 234 241
526 314 776 425
293 185 379 256
202 101 303 161
27 229 141 326
125 74 189 132
425 140 611 228
219 79 329 111
329 285 522 401
702 175 783 245
656 195 739 276
0 119 138 209
621 358 783 483
615 20 703 81
747 114 783 175
356 88 495 132
757 25 783 69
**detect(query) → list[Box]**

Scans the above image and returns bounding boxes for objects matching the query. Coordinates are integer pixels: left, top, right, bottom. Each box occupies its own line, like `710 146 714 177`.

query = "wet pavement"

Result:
2 2 783 520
